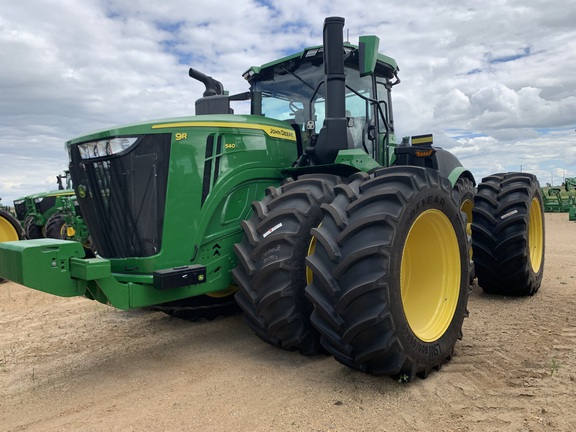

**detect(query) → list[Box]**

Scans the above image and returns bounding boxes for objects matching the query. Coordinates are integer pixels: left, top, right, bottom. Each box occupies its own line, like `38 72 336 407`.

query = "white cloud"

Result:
1 0 575 206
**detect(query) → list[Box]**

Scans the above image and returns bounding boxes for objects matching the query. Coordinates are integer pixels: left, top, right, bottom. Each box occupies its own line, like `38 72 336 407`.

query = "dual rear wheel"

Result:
305 167 470 379
472 172 544 296
233 168 545 379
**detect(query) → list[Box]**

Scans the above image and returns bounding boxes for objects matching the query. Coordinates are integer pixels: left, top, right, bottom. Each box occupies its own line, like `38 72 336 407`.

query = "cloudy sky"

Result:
1 0 575 205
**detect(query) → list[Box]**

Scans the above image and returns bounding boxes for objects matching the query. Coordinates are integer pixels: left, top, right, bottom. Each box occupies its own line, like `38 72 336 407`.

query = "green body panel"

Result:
0 114 298 308
448 166 474 187
334 149 381 171
85 114 296 281
0 239 84 296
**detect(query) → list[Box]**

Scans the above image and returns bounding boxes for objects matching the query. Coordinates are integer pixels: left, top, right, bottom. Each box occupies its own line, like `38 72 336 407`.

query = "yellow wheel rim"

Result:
461 197 473 239
0 215 19 242
206 285 238 298
306 236 316 284
459 190 474 261
528 197 544 273
401 209 461 343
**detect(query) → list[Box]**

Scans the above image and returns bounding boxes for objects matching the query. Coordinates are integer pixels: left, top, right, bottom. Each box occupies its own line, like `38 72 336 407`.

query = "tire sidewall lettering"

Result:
407 194 447 223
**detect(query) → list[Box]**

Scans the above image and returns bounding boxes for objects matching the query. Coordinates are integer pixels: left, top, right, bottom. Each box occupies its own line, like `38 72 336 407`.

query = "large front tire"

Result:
471 172 544 296
24 216 43 239
44 212 67 239
232 174 342 355
305 167 470 379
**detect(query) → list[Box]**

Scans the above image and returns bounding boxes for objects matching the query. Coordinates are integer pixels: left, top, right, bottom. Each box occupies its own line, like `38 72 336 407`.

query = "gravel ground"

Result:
0 213 574 431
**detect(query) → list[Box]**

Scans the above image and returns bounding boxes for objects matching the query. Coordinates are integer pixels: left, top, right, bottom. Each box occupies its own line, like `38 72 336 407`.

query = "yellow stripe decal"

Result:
45 192 75 197
152 121 296 142
411 134 433 145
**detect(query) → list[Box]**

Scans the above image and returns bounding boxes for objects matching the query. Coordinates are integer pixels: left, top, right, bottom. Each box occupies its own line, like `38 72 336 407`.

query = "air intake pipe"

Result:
310 16 351 165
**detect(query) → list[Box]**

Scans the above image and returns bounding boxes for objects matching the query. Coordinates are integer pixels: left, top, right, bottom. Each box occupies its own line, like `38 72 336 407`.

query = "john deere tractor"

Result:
13 171 76 239
0 17 545 380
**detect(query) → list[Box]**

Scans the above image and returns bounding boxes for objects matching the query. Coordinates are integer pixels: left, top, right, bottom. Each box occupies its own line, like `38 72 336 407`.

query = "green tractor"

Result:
565 177 576 221
0 17 545 380
13 171 75 240
58 194 94 254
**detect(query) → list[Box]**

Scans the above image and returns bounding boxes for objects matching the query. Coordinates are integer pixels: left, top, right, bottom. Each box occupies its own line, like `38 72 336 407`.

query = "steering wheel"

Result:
289 100 301 113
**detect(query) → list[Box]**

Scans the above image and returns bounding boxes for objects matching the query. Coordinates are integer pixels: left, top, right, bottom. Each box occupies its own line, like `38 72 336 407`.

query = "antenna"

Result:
346 28 350 43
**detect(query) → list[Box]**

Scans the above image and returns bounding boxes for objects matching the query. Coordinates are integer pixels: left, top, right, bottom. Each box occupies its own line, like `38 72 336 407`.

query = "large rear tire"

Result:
471 172 544 296
0 209 24 242
305 166 470 380
232 174 343 355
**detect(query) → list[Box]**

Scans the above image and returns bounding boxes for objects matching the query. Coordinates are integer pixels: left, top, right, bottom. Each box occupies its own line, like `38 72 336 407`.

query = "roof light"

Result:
304 48 321 57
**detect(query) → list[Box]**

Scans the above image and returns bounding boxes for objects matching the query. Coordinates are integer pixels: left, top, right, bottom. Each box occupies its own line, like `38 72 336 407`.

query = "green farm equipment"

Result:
542 187 575 213
59 195 93 253
0 197 12 215
0 17 545 379
13 171 76 239
565 178 576 221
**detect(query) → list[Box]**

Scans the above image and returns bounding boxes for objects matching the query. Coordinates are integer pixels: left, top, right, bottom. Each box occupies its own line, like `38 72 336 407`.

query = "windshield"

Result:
253 64 376 136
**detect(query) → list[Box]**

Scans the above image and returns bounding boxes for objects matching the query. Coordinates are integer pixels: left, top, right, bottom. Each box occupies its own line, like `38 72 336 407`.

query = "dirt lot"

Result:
0 213 575 431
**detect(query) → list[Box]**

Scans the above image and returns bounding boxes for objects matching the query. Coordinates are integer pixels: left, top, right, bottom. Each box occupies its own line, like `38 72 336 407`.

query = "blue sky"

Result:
1 0 575 205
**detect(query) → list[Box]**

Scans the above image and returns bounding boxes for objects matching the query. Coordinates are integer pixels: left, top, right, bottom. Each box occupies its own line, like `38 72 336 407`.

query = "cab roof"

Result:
243 42 399 83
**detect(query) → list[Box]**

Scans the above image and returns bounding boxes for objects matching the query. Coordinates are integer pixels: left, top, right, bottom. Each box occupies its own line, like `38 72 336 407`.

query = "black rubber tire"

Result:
24 216 43 239
454 176 476 282
471 172 545 296
305 166 470 380
0 209 24 242
44 213 67 239
151 293 241 321
0 209 24 283
232 174 343 355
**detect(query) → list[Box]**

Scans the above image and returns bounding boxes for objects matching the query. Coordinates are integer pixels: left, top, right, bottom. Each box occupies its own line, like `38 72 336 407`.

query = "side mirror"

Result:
358 35 380 77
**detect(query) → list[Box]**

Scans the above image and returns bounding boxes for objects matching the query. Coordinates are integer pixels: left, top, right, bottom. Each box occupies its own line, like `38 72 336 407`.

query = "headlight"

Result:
34 197 44 204
77 137 138 160
13 199 24 205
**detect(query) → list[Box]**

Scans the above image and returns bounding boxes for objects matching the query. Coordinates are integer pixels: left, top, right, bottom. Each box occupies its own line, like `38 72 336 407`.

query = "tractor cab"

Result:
243 39 400 167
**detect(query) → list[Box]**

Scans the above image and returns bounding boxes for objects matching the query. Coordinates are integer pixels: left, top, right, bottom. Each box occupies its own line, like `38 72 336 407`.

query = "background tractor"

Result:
13 171 76 239
0 17 545 380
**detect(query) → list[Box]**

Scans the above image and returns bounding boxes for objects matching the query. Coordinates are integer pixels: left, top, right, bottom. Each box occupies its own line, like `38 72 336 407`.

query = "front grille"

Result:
69 134 171 258
35 195 57 214
14 201 27 221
